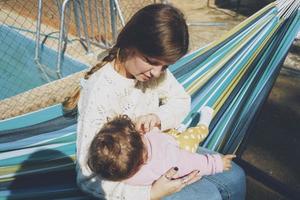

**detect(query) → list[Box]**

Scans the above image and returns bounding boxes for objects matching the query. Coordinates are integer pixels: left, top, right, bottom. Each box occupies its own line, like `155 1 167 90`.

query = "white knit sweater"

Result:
76 63 191 200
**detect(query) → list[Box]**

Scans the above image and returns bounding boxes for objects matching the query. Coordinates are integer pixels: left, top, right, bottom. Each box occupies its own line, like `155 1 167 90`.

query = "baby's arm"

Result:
172 149 224 177
171 144 235 177
135 70 191 133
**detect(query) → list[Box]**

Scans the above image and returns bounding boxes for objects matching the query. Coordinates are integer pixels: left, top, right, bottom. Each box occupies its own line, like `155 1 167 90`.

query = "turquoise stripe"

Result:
0 104 63 132
0 125 76 152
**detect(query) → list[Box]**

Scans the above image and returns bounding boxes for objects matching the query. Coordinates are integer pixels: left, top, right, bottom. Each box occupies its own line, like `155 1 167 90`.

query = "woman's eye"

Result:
144 57 159 66
147 60 157 66
143 56 168 69
143 57 151 64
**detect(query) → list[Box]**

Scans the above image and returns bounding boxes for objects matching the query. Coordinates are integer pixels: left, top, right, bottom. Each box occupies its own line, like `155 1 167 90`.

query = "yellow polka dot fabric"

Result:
164 124 209 153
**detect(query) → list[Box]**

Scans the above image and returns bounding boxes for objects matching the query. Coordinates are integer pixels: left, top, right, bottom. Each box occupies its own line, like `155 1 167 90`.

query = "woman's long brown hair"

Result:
63 3 189 111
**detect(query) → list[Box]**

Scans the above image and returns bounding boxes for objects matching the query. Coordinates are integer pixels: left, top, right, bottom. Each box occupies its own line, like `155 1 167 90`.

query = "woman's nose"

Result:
150 66 163 78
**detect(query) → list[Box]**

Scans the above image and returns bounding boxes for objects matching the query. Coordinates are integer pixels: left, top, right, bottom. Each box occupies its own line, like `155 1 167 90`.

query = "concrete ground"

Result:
170 0 300 199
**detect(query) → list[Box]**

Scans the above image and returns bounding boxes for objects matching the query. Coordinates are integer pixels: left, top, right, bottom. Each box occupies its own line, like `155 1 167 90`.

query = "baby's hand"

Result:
222 154 236 171
135 113 161 134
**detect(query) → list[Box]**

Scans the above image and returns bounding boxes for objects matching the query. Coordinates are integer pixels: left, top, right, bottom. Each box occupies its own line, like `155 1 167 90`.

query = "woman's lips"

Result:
141 74 151 80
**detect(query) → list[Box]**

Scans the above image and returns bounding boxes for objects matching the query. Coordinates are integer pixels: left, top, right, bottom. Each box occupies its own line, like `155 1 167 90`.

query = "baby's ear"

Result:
106 113 120 122
106 116 112 122
120 114 127 119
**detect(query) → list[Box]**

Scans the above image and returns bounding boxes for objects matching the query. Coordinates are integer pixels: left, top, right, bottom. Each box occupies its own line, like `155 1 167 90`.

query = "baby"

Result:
88 108 235 185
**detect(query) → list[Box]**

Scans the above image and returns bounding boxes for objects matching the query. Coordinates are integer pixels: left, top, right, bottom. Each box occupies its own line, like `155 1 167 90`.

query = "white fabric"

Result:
76 63 191 199
198 106 214 127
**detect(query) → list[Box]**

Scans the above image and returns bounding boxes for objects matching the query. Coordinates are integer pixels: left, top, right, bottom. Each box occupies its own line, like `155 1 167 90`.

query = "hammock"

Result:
0 0 299 199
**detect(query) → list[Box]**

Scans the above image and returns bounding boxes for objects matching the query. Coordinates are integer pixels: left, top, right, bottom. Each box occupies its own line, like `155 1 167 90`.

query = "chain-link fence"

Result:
0 0 155 120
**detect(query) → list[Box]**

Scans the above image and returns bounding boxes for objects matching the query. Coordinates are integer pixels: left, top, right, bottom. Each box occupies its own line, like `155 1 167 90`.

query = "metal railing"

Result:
0 0 154 119
34 0 153 79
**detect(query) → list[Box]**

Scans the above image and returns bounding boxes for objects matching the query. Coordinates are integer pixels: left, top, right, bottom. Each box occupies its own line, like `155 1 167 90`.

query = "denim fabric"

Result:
165 177 223 200
164 147 246 200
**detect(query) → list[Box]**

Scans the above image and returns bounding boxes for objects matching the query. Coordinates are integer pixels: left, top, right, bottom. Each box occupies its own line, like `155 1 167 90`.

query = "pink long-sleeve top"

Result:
124 128 224 186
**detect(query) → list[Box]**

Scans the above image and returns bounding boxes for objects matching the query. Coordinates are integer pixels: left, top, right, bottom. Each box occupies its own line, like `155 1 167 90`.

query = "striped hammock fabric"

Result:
0 0 299 199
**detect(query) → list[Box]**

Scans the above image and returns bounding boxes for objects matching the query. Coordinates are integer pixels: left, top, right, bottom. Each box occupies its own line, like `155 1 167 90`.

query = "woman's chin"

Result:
136 76 149 82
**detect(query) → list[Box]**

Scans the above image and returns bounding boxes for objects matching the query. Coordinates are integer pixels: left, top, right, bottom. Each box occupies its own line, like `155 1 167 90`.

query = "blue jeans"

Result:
165 147 246 200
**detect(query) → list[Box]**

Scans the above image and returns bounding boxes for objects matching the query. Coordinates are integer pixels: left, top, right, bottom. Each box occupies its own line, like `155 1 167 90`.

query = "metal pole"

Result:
73 0 82 38
55 0 70 46
57 0 72 78
95 0 101 42
109 0 117 42
79 0 93 53
35 0 52 82
102 0 109 47
114 0 125 27
55 0 62 17
88 0 95 39
35 0 43 63
63 2 71 47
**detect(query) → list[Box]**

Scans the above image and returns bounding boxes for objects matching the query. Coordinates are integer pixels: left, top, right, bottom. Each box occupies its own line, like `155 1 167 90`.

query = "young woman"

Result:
64 4 246 200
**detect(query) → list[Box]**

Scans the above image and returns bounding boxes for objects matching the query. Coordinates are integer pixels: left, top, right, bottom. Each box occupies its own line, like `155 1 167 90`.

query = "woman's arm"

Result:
153 69 191 130
101 169 201 200
101 181 151 200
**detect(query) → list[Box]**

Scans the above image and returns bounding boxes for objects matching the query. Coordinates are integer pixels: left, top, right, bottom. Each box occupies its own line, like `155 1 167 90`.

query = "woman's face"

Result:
124 51 169 82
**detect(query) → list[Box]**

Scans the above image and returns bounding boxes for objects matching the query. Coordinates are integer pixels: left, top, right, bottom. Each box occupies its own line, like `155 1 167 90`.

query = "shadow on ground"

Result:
241 72 300 199
215 0 275 16
7 149 90 199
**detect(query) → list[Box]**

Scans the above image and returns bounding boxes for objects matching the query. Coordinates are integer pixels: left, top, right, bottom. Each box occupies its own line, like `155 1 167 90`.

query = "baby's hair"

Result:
63 3 189 111
87 115 145 181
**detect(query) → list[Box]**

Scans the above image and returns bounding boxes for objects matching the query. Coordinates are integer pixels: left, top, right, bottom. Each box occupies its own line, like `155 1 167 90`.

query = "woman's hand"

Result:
135 113 161 134
150 167 202 200
222 154 236 171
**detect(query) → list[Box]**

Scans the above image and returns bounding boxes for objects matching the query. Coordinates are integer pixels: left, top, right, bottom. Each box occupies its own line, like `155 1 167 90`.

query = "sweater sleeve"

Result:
153 69 191 131
102 181 151 200
169 146 224 177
